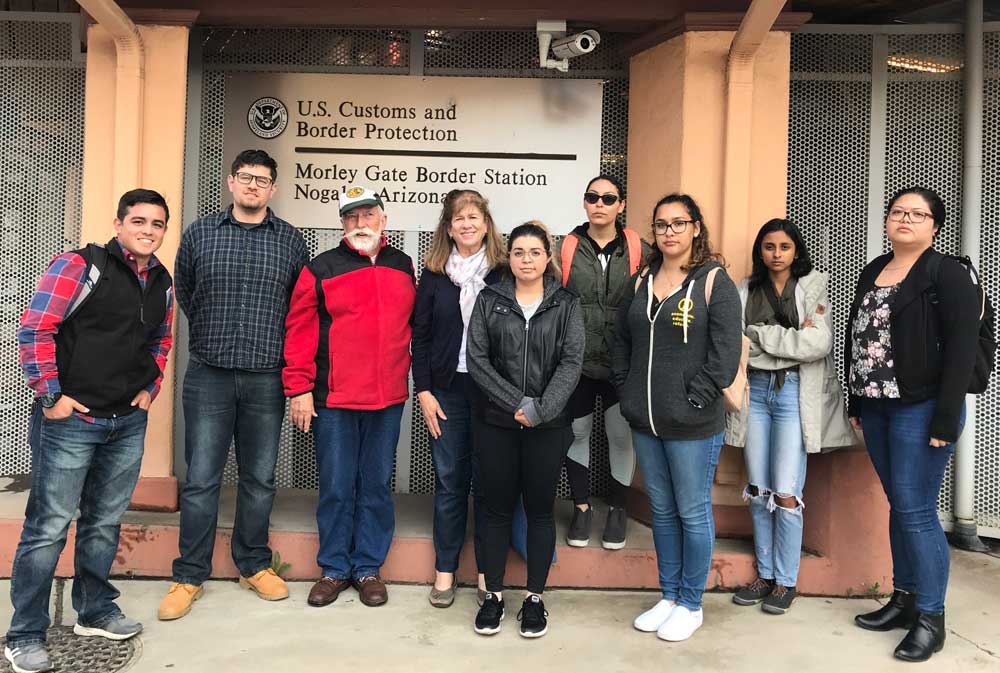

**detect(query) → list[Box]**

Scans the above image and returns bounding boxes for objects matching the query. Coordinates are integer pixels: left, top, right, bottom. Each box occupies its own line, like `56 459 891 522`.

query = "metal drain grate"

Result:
0 627 141 673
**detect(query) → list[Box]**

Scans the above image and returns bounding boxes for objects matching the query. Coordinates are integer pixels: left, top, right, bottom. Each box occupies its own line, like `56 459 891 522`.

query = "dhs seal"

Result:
248 97 288 139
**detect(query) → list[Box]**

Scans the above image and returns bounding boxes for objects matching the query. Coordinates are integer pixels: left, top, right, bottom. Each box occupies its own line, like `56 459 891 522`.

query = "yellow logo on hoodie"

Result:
672 297 695 327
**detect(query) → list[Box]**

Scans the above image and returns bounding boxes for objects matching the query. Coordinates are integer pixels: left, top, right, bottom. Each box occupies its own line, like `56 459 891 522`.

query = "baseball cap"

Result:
339 186 384 216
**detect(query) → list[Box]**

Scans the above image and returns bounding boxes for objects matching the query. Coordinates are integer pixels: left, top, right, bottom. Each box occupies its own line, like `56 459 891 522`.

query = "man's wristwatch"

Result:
38 393 61 409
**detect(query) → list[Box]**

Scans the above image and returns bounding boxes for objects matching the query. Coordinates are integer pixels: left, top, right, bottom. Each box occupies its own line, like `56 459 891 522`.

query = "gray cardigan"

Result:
724 270 858 452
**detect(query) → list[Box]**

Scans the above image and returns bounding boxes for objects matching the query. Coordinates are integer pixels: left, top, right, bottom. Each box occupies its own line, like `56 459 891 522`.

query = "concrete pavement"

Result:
1 548 998 672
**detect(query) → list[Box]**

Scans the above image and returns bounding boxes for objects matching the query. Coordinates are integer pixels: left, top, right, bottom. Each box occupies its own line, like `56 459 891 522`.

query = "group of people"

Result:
4 146 983 673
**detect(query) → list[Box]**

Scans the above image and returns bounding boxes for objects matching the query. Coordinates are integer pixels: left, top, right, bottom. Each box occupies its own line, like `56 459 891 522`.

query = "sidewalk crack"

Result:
950 629 999 659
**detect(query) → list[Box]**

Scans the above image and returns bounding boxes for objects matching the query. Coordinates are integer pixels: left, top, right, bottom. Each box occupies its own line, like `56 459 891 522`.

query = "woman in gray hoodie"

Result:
612 194 741 643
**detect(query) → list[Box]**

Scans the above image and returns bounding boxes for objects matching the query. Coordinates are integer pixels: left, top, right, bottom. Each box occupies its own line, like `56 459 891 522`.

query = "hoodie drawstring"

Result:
682 280 695 344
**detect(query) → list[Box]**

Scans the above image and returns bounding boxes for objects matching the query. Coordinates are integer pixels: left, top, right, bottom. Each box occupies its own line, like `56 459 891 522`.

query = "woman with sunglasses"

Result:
725 218 854 615
559 175 650 550
612 194 741 642
846 187 979 662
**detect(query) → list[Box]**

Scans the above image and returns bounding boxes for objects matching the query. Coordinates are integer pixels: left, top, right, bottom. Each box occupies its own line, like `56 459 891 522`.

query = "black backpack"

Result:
63 243 109 321
927 253 996 394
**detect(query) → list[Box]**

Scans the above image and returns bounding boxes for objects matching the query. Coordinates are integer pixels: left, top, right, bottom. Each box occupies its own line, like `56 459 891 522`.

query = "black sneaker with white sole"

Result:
762 585 796 614
733 577 775 606
474 592 505 635
518 595 549 638
566 507 592 547
602 506 628 550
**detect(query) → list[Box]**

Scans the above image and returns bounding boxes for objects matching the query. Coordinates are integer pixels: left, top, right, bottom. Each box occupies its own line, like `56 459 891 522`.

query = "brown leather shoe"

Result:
353 575 388 607
308 577 351 607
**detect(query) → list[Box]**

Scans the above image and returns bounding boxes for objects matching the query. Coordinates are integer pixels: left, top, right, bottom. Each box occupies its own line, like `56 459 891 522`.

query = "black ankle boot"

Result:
894 612 945 662
855 589 916 631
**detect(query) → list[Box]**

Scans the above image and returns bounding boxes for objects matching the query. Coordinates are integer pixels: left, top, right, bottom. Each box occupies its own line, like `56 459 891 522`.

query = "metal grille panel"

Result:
975 31 1000 530
195 27 628 498
787 65 871 390
0 16 84 477
0 17 76 61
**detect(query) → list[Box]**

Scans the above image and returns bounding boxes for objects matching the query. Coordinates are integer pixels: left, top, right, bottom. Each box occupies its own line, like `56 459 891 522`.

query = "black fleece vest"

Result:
54 241 172 417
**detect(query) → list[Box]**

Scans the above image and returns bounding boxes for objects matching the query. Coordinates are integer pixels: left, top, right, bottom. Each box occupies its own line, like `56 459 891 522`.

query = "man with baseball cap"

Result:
283 186 415 607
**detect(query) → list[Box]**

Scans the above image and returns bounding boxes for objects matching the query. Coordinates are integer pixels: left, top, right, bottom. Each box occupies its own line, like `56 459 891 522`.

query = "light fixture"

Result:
887 55 963 73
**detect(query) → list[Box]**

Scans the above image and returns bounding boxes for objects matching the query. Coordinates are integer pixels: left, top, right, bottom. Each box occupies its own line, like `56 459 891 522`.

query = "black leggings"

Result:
477 422 571 594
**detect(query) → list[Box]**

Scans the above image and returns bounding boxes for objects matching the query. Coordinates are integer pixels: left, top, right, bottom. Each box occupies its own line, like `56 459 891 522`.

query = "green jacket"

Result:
558 223 651 380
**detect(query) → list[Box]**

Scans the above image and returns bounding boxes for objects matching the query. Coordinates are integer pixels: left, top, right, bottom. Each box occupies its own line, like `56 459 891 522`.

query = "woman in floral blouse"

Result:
844 187 980 664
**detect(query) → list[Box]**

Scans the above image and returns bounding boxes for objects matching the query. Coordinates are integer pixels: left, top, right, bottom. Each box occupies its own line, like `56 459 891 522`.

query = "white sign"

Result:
222 72 604 233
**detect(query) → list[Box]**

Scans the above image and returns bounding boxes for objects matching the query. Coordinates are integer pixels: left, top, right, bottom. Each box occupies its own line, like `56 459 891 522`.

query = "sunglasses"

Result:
584 192 620 206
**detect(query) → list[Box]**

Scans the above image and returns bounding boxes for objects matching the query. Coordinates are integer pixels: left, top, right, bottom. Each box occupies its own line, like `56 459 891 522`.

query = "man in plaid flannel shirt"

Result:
5 189 174 673
159 149 308 621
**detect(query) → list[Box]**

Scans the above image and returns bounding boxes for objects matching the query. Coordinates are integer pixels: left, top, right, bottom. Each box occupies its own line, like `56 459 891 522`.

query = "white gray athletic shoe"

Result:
4 643 54 673
73 614 143 641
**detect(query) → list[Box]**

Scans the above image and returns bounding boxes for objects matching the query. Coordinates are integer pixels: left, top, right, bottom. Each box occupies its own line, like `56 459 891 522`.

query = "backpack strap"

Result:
704 266 722 304
560 233 579 287
64 243 109 321
622 228 643 276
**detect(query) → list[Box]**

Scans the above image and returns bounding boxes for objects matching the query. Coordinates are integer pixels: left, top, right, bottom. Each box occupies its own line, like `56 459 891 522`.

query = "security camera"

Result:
550 30 601 59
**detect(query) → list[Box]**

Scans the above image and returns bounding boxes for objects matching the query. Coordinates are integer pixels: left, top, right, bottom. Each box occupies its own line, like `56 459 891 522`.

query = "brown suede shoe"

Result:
353 575 388 607
308 577 351 607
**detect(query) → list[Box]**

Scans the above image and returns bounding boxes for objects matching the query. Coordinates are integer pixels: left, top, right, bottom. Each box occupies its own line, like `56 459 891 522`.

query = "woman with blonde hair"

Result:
412 190 505 608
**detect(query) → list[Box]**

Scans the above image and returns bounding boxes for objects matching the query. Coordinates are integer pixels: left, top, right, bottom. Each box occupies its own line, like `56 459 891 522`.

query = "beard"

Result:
345 227 382 255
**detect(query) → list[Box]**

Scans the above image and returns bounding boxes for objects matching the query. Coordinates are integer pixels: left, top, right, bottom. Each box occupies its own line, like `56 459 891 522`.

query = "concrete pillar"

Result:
80 20 192 511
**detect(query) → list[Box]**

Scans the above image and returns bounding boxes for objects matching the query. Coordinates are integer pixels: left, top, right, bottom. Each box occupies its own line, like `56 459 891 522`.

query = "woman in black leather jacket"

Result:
467 221 584 639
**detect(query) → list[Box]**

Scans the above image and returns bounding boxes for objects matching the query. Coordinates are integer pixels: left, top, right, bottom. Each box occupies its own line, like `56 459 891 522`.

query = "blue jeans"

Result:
7 406 147 647
173 361 285 584
314 404 404 580
861 397 964 614
430 374 484 573
744 371 808 586
632 430 723 611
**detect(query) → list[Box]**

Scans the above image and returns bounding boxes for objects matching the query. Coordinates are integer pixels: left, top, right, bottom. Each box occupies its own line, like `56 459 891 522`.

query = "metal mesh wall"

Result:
0 15 84 476
975 30 1000 530
195 28 629 498
788 33 872 384
789 29 1000 534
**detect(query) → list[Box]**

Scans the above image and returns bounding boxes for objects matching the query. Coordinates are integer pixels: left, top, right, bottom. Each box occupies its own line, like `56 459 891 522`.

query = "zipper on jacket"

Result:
521 317 530 393
645 274 669 437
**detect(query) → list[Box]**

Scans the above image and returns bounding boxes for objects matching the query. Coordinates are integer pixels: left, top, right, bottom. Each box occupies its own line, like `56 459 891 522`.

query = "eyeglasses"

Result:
653 219 695 235
888 207 932 224
234 171 274 188
584 192 620 206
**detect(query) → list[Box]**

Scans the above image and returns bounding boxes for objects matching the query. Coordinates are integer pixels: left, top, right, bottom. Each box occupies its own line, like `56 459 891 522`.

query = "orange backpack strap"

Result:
622 228 642 276
560 233 580 287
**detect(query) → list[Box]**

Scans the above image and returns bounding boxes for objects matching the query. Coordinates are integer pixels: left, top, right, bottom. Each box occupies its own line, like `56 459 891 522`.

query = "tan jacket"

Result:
724 270 858 453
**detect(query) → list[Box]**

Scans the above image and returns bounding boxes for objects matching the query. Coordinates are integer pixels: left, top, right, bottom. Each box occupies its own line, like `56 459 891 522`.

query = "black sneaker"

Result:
762 585 796 614
566 507 592 547
518 595 549 638
601 506 628 550
733 577 775 606
474 592 504 635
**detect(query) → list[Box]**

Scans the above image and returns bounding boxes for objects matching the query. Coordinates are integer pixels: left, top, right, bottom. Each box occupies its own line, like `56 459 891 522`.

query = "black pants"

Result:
565 376 628 507
478 422 571 594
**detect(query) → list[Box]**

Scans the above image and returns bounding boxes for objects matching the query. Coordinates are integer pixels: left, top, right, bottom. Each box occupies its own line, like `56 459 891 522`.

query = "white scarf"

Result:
445 245 489 330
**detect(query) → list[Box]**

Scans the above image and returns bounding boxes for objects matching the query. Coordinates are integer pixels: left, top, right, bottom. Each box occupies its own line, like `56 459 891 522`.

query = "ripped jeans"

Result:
744 371 807 587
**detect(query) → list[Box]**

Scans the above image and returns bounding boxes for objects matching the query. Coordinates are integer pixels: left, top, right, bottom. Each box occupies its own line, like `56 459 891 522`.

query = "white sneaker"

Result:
633 599 676 632
656 605 703 641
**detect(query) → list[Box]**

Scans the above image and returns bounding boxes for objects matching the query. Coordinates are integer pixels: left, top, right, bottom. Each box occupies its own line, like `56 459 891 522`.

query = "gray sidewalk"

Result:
2 548 998 673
